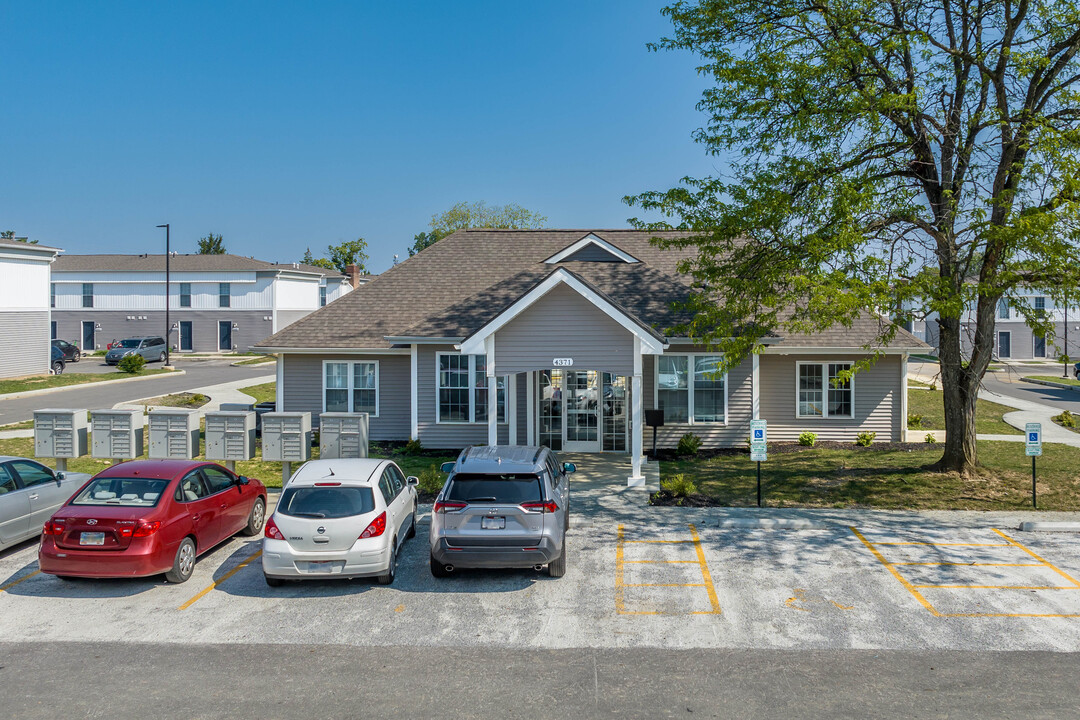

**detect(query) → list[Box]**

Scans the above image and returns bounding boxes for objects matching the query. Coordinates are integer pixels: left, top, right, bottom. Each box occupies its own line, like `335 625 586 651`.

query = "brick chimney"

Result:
345 264 362 288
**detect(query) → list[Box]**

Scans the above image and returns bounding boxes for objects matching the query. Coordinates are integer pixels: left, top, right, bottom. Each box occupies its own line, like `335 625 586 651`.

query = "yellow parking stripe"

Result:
614 524 721 615
0 570 40 592
622 560 699 564
891 562 1045 567
623 583 708 588
178 550 262 610
689 524 722 615
915 585 1079 590
874 542 1012 547
623 539 696 544
993 529 1080 589
850 527 941 616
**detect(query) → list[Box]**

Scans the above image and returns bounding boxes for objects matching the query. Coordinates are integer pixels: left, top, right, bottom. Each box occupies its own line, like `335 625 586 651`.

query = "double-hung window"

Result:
997 298 1009 319
1034 296 1046 311
437 353 506 423
797 362 853 419
180 282 191 307
323 361 379 416
218 282 231 308
82 283 93 308
320 286 327 307
50 283 56 308
656 354 726 424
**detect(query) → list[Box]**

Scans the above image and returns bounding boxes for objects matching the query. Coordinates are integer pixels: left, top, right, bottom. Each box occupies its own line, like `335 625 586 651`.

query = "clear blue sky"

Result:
1 1 715 273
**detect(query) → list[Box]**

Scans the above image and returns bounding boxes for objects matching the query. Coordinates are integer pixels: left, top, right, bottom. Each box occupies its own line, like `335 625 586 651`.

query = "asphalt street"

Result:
0 358 274 424
4 642 1079 719
911 359 1080 413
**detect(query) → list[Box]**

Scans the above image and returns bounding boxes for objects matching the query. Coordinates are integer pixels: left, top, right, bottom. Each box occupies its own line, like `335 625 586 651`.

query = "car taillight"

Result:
521 501 558 514
359 511 386 539
42 520 65 536
264 516 285 540
433 500 467 514
131 520 161 538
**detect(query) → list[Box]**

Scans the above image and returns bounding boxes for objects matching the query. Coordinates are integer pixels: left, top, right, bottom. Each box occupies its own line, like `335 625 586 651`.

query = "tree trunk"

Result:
934 312 979 473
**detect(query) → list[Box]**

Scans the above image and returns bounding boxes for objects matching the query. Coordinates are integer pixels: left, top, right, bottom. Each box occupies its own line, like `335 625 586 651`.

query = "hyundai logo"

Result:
317 526 326 534
86 519 97 525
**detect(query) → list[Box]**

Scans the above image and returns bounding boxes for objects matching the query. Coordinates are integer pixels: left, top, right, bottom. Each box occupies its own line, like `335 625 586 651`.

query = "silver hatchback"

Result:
429 446 574 578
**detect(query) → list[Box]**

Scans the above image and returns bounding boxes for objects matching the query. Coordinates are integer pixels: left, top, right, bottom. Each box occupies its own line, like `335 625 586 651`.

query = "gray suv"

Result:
430 445 575 578
105 336 168 365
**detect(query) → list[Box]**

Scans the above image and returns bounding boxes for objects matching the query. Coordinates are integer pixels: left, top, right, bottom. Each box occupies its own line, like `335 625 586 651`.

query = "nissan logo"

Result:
86 519 97 525
317 526 326 534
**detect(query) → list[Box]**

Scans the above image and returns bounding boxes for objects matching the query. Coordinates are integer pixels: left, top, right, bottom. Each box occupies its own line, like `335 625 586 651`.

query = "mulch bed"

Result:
648 441 933 462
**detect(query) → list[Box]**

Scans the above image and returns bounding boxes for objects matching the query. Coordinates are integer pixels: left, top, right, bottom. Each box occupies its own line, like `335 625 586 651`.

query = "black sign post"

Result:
1032 456 1037 509
757 461 762 507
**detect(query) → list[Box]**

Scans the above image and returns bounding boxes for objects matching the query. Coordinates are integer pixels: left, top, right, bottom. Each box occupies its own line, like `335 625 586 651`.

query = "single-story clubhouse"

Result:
255 230 927 483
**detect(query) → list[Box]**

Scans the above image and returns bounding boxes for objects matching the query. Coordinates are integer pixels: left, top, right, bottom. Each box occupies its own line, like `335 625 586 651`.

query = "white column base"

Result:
626 474 646 487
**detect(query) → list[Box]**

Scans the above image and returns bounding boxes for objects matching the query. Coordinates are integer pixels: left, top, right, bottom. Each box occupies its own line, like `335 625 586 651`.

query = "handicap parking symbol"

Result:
1029 432 1039 442
754 430 764 440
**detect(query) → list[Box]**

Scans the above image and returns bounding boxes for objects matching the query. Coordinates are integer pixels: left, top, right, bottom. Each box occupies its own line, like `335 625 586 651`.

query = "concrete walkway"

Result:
559 452 659 522
908 362 1080 448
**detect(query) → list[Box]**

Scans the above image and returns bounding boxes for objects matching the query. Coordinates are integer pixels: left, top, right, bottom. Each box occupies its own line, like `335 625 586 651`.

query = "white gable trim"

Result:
458 268 666 356
543 233 640 264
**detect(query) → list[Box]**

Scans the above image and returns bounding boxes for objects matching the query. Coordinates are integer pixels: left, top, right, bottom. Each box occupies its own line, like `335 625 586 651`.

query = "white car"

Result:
0 457 91 550
262 459 418 586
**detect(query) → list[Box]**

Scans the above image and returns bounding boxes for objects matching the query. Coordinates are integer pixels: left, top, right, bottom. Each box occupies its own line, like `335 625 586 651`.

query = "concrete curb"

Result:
1019 521 1080 532
230 358 276 368
717 517 831 530
1020 377 1080 393
0 369 186 401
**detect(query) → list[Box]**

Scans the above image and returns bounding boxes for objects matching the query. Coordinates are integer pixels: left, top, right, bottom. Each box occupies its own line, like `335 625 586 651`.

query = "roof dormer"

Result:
543 233 640 264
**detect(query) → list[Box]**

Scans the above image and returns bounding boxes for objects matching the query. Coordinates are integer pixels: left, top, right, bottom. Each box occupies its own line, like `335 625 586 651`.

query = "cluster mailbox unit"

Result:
204 410 257 471
318 412 369 459
91 409 144 461
261 411 312 481
33 409 89 472
148 409 200 460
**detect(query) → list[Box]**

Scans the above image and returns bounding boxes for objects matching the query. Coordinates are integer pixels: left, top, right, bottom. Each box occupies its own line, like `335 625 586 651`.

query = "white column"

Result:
751 352 760 420
275 354 285 409
526 371 535 446
485 336 497 445
410 344 419 440
508 374 518 445
629 336 644 486
900 352 909 442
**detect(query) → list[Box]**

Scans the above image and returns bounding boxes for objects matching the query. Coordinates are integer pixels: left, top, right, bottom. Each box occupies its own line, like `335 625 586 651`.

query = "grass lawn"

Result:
660 440 1080 510
140 392 210 408
0 369 171 396
906 388 1021 435
233 356 276 366
239 382 276 404
0 419 35 431
1028 375 1080 387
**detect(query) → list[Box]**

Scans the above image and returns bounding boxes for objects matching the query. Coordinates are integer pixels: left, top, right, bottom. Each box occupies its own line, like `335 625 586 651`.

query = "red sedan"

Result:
39 459 267 583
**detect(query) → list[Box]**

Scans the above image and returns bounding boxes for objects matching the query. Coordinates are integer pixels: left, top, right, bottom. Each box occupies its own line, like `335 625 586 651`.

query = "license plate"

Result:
80 531 105 545
305 561 343 573
481 517 505 530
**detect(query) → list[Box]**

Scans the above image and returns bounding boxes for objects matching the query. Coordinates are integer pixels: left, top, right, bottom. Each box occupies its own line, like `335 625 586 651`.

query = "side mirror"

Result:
563 463 576 474
237 476 250 486
407 476 419 486
55 471 66 481
440 462 456 473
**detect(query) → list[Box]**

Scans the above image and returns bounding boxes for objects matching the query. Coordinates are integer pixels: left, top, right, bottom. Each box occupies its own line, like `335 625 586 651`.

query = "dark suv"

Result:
430 446 575 578
51 339 81 363
105 337 168 365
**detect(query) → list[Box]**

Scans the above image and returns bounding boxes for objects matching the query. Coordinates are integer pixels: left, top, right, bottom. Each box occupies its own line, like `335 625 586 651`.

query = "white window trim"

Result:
321 359 380 417
219 282 231 308
435 351 507 425
652 352 728 425
795 361 855 420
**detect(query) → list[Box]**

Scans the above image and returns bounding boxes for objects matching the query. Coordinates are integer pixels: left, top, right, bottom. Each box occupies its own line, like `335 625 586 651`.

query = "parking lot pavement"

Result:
5 505 1080 652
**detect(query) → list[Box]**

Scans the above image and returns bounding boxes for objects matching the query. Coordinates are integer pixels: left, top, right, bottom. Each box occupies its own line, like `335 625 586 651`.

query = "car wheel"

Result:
52 361 64 375
72 354 80 363
548 543 566 578
241 498 266 536
158 351 166 363
378 541 397 585
430 553 451 578
264 574 284 588
406 505 417 539
165 537 197 583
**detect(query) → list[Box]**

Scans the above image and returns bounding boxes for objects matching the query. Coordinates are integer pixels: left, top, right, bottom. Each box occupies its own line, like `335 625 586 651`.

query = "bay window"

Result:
656 354 726 424
438 353 506 423
323 361 379 415
797 362 853 418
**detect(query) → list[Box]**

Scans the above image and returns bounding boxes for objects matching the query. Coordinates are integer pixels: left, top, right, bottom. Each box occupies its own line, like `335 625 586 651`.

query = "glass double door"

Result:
538 370 627 452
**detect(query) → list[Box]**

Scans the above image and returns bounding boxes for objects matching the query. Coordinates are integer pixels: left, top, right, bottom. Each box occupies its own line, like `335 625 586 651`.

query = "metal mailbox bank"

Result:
91 408 144 461
204 410 256 470
148 409 200 460
318 412 369 459
262 412 311 482
34 409 89 471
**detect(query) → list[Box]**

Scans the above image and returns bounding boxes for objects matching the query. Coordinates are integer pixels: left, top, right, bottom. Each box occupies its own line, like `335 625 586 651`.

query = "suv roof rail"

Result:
458 446 474 465
531 447 544 464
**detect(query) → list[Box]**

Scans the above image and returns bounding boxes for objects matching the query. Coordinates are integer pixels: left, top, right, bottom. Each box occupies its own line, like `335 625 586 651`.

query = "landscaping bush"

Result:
925 433 938 444
929 383 937 391
907 413 923 429
418 464 446 495
117 354 146 374
676 432 703 456
855 431 877 447
660 473 697 498
798 432 818 447
1056 410 1077 429
402 438 424 456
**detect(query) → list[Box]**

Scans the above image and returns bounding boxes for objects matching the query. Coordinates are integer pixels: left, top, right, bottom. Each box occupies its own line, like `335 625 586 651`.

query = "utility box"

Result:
204 411 256 462
261 412 311 462
318 412 369 459
91 409 144 460
34 409 89 460
148 409 199 460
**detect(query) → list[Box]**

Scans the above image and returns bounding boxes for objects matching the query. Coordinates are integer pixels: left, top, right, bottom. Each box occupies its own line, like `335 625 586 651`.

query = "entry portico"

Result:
457 267 667 484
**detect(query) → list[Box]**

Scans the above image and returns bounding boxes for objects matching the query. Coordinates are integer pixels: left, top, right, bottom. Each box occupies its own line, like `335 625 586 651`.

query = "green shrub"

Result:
907 413 923 429
925 433 938 444
676 432 703 456
402 438 424 455
660 473 697 498
117 354 146 374
855 431 877 447
418 464 446 495
798 432 817 447
929 383 937 392
1056 410 1077 429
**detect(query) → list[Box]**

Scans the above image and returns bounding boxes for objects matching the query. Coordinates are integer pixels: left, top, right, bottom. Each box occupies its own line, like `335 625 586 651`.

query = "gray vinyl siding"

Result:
642 351 754 448
493 283 636 375
281 353 411 441
960 321 1079 360
51 309 273 353
0 311 50 378
417 344 510 449
759 354 901 442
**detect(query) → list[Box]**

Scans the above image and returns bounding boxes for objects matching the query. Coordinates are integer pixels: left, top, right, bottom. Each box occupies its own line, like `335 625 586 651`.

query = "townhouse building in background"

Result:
0 240 62 378
50 253 361 353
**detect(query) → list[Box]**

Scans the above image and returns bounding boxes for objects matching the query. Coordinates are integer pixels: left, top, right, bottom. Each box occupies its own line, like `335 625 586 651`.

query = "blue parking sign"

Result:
1029 432 1039 442
754 429 764 440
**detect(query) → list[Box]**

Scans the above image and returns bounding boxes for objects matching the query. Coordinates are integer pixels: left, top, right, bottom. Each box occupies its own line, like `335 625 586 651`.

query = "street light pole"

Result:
1064 292 1070 379
157 224 171 367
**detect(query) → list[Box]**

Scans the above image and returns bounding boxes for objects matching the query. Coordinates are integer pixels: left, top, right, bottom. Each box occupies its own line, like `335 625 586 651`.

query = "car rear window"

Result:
446 474 543 504
278 487 375 519
116 339 141 348
71 477 170 507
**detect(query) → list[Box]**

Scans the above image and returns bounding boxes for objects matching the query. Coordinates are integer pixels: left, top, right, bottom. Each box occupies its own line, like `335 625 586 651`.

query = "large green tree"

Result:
197 233 226 254
628 0 1080 473
323 238 369 274
407 201 548 256
1 230 35 243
